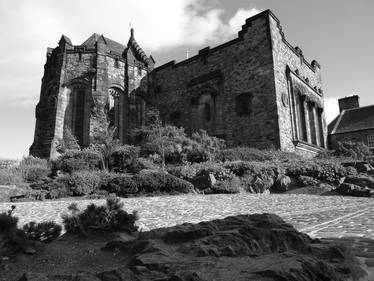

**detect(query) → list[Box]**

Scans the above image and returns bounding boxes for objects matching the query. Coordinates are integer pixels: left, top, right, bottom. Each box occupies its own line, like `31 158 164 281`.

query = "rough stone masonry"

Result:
30 9 327 159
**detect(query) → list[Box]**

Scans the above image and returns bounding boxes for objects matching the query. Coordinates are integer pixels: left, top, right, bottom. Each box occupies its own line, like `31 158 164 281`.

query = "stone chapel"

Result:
30 9 327 159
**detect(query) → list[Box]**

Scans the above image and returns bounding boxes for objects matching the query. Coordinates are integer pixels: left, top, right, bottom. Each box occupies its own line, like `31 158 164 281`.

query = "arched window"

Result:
135 96 146 127
64 84 90 147
107 87 124 140
204 103 211 122
297 93 307 142
73 89 86 145
196 93 215 134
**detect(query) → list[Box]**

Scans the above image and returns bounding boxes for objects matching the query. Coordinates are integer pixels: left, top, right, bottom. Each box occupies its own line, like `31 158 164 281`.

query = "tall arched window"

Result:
73 89 86 145
196 93 215 134
107 87 124 140
297 93 307 142
135 96 146 127
64 84 90 146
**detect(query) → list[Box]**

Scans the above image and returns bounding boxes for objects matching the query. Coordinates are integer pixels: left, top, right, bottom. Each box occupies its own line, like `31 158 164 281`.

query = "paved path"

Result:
1 194 373 279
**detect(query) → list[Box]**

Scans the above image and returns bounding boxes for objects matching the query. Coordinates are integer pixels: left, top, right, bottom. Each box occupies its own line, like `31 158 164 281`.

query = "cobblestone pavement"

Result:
0 194 373 279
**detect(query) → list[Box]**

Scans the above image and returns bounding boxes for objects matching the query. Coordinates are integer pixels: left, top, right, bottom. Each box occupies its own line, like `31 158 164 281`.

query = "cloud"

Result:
0 0 261 107
324 97 340 124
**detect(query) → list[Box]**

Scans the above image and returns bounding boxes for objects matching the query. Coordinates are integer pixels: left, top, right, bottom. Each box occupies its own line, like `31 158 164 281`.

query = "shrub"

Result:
31 177 70 199
66 171 102 196
22 221 61 243
62 196 138 234
210 176 243 194
16 156 50 183
0 168 24 185
53 149 101 174
0 206 35 257
100 173 138 196
109 145 140 173
216 147 301 163
168 162 233 182
187 130 225 163
134 170 194 194
131 120 225 165
224 161 283 178
31 171 103 198
285 159 350 183
297 175 320 187
335 141 372 160
0 158 17 169
0 205 17 231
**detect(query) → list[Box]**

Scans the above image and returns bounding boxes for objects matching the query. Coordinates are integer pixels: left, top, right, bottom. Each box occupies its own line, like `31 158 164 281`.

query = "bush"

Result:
297 175 320 187
0 205 18 231
31 177 70 199
186 130 225 163
335 141 372 160
53 149 101 174
285 159 351 183
109 145 140 173
65 171 102 196
134 170 194 194
0 206 59 257
17 156 50 183
224 161 283 178
100 173 138 196
62 196 138 234
168 162 233 182
209 176 243 194
0 168 24 185
216 147 301 163
22 221 62 243
131 121 225 165
31 171 103 198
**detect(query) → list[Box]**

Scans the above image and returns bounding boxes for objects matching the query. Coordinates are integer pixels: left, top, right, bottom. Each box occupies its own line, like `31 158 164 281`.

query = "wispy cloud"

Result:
0 0 261 108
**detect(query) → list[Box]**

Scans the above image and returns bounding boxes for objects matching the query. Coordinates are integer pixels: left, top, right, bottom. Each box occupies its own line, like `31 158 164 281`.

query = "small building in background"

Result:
328 95 374 149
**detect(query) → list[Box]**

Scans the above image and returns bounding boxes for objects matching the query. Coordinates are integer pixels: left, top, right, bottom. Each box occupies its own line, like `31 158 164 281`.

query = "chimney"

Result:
338 95 360 113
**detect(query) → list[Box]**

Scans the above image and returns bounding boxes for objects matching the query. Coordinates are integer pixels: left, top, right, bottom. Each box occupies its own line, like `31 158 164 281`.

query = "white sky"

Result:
0 0 373 159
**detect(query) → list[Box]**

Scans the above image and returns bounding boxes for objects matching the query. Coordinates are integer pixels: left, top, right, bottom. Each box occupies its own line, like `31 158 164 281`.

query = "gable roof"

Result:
329 104 374 135
81 33 125 55
125 28 153 66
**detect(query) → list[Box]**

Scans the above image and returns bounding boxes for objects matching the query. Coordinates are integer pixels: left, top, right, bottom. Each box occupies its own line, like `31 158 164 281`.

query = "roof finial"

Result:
130 27 134 38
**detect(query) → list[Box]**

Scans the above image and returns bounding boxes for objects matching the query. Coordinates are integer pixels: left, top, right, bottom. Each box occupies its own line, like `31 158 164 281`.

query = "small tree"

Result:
88 119 121 171
56 126 80 154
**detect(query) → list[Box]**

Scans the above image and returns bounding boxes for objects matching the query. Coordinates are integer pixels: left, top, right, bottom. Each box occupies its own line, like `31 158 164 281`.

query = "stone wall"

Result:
329 129 374 150
151 12 277 148
269 11 326 155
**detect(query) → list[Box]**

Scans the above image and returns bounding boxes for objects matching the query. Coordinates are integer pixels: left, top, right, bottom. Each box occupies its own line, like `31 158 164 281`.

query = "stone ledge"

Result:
293 139 324 154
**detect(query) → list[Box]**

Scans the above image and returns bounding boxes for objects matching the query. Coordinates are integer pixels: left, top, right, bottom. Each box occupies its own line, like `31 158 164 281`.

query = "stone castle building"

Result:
30 9 327 158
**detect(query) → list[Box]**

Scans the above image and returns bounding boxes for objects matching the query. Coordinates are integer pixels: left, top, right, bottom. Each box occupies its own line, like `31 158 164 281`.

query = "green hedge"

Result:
53 149 101 174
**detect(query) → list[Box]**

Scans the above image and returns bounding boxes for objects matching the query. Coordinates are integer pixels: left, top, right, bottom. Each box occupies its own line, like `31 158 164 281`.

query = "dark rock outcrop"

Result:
338 183 374 197
344 174 374 189
111 214 364 281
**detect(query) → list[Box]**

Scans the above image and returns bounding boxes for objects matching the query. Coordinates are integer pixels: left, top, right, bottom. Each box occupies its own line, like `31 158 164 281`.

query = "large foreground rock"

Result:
15 214 366 281
115 214 364 281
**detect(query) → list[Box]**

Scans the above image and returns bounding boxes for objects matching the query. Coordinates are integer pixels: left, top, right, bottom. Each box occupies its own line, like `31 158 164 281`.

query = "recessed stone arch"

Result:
63 82 91 146
107 86 126 141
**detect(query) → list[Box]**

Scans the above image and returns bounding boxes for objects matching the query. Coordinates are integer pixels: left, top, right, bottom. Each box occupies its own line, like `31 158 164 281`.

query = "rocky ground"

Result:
0 194 373 280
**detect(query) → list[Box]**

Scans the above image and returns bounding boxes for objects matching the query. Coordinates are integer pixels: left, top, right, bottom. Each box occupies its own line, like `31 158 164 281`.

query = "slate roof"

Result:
329 104 374 135
81 33 125 55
